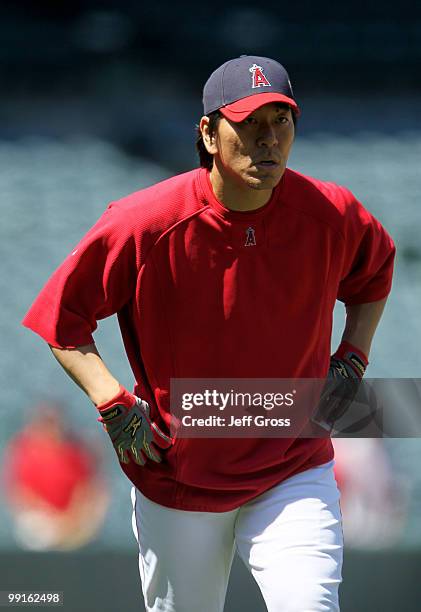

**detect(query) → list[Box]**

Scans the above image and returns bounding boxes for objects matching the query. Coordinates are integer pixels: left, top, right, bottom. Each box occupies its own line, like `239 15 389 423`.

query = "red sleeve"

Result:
22 203 139 348
337 190 396 305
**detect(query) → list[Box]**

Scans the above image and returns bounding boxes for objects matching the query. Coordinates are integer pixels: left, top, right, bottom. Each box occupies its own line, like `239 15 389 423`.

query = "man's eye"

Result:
243 117 257 125
276 116 289 124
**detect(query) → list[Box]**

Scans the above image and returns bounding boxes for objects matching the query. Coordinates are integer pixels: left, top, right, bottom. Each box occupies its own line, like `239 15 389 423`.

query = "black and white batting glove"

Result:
97 386 173 466
311 341 368 434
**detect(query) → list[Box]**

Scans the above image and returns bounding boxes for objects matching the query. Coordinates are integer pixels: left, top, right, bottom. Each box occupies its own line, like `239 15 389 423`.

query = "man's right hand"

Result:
97 386 173 465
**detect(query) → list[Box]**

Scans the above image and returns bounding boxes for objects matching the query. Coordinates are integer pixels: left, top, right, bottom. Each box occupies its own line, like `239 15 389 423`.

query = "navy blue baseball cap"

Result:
203 55 300 122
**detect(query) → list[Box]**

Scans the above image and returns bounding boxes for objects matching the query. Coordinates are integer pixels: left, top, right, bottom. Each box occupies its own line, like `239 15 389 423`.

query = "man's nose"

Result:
256 124 278 147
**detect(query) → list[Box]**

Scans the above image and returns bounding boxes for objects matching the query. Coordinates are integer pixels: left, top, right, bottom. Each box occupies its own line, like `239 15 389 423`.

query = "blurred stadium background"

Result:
1 1 420 610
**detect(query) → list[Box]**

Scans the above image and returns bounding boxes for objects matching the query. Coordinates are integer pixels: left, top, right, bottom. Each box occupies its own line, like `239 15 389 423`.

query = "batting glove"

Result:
97 386 173 465
311 341 368 433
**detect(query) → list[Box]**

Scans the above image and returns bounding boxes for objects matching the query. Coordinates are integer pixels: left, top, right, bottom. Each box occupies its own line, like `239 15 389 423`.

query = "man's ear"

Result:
199 116 218 155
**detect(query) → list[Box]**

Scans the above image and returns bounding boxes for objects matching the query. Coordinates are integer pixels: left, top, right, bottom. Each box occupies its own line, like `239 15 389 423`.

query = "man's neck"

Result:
209 166 273 212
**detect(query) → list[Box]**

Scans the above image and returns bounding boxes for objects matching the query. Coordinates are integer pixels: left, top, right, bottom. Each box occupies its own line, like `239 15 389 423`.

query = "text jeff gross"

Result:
182 415 291 427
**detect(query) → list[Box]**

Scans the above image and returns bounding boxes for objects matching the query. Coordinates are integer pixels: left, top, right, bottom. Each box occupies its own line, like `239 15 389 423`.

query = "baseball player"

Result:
23 56 395 611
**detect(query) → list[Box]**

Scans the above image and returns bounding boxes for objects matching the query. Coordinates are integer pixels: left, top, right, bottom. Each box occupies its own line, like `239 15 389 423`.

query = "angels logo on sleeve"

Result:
249 64 271 89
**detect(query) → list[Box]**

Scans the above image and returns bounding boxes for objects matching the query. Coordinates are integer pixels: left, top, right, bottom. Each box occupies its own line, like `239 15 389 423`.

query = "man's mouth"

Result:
253 159 280 170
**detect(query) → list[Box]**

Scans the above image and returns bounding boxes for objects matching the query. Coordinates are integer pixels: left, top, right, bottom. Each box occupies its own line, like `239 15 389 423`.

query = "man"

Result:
23 56 395 611
2 403 109 550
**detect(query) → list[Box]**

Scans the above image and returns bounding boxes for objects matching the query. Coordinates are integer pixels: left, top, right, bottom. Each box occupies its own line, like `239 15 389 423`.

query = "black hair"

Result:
195 104 297 170
195 111 221 171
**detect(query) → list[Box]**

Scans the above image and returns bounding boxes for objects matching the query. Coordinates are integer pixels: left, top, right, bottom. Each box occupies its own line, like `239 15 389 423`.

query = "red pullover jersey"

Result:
23 167 395 511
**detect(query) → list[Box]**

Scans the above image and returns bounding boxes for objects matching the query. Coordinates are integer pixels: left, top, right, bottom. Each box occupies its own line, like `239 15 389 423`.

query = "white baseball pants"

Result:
131 460 343 612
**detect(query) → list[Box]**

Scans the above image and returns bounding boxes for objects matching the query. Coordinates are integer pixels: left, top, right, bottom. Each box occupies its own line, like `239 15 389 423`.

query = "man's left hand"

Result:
311 341 368 433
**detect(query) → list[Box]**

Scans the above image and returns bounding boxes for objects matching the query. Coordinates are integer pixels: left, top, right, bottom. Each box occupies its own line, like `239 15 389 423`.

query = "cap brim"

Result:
220 93 300 122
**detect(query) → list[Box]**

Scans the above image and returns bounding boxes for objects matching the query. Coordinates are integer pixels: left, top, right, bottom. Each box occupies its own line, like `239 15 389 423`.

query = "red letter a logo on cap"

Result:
249 64 271 88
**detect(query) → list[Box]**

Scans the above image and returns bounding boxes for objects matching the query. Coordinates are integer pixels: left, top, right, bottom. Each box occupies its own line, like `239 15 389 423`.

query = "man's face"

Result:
208 103 295 192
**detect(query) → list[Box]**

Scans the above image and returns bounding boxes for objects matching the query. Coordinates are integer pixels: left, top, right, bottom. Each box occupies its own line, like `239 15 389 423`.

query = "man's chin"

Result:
245 174 282 191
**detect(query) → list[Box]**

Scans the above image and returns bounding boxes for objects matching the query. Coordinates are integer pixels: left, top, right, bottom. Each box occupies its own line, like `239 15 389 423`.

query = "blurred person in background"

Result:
333 438 408 549
2 403 109 551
